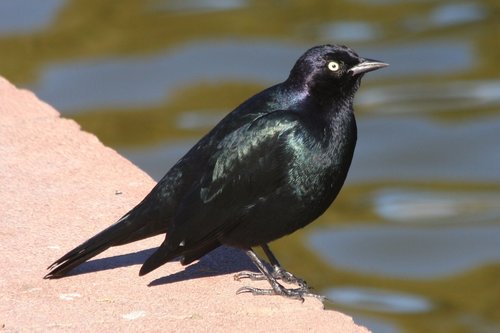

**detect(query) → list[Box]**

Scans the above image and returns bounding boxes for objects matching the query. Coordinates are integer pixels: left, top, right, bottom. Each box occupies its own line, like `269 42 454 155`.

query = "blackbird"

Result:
45 44 387 300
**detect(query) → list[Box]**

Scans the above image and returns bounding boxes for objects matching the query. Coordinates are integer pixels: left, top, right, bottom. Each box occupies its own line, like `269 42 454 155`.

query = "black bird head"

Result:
288 44 388 104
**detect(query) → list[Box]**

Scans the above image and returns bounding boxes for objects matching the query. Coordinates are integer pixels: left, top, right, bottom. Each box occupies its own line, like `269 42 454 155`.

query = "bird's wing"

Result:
177 110 302 242
139 110 304 274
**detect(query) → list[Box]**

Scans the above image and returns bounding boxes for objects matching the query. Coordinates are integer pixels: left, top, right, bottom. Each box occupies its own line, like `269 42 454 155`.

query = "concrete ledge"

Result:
0 76 369 332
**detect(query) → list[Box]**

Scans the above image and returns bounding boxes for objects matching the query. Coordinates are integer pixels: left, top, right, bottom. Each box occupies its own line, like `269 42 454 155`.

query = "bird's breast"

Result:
285 116 356 209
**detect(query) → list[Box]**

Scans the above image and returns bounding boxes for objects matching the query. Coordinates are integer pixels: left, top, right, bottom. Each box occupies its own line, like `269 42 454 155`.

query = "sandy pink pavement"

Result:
0 76 370 332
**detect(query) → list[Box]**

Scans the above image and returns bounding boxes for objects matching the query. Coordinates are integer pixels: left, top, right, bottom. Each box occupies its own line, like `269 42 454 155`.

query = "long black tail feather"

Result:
44 210 163 279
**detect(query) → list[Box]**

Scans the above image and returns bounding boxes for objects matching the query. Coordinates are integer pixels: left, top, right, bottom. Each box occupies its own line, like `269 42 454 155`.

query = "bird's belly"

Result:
221 136 355 249
220 173 340 249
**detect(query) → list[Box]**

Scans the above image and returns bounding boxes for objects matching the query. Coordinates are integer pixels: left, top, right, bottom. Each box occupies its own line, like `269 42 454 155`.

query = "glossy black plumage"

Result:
45 44 387 299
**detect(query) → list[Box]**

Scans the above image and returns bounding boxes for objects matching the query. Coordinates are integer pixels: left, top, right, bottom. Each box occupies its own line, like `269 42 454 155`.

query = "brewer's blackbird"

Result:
45 44 387 300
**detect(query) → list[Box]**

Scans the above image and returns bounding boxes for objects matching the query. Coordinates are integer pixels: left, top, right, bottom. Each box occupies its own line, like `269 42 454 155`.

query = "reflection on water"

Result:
1 1 499 332
327 286 432 313
357 41 474 78
0 0 65 36
352 116 500 182
321 21 381 42
359 80 500 113
33 39 475 114
154 0 249 13
405 2 486 31
121 140 194 181
175 111 225 129
374 189 500 223
33 41 302 113
309 225 500 278
429 2 486 27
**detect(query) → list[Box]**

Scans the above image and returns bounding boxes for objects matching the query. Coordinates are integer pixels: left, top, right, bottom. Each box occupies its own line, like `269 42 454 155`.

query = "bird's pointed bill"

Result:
349 59 389 76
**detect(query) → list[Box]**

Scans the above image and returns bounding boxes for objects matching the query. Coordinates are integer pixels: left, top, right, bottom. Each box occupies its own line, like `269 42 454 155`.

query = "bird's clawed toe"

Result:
234 271 267 281
236 283 322 302
234 269 308 288
272 267 308 288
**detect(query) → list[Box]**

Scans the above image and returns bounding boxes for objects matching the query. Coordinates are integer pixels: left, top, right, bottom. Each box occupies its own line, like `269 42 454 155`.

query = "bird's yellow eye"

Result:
328 61 340 71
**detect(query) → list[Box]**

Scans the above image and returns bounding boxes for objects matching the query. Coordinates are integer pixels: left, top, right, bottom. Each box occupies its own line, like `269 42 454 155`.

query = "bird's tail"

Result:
44 209 164 279
139 240 221 276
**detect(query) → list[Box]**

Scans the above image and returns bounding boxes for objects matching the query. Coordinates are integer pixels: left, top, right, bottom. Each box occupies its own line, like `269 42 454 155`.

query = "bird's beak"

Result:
348 58 389 76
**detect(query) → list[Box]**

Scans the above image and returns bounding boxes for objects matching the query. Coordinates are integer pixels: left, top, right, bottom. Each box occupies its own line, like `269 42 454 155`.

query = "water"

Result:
1 1 499 332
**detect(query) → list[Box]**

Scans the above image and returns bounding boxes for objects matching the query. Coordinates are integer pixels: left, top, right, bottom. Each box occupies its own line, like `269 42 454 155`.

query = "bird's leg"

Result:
262 244 308 287
233 244 308 288
236 249 323 301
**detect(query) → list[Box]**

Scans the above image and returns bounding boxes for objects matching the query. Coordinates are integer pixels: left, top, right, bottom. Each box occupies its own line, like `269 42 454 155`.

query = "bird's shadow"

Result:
65 246 257 286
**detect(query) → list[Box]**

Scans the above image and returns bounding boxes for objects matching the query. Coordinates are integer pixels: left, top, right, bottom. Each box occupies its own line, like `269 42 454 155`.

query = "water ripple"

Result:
374 188 500 223
33 40 302 114
309 225 500 278
0 0 65 36
327 286 432 313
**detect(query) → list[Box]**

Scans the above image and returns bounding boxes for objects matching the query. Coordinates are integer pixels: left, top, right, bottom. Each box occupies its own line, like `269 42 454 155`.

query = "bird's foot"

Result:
236 249 322 301
236 283 323 302
234 271 265 281
234 267 308 288
274 268 308 288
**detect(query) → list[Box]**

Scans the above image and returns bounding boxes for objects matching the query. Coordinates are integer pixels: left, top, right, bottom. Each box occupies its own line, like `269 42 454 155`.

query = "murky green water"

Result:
2 1 499 332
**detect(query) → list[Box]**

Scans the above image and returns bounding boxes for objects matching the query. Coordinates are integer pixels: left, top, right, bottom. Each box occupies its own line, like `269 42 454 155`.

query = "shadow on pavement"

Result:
59 246 257 285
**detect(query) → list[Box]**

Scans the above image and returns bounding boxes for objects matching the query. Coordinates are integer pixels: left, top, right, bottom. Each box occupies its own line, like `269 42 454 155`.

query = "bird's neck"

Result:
303 88 355 121
284 87 356 147
285 77 358 116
